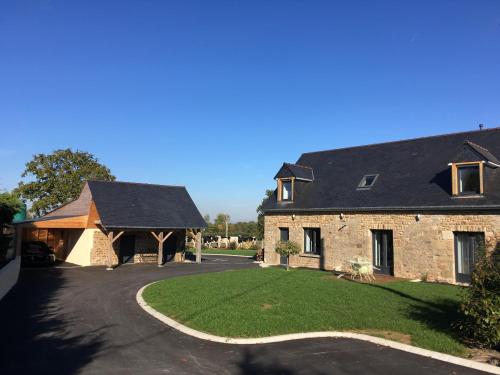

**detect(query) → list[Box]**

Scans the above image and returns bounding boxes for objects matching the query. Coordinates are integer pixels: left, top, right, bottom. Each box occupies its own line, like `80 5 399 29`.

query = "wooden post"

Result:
196 230 202 264
151 231 173 267
157 232 164 267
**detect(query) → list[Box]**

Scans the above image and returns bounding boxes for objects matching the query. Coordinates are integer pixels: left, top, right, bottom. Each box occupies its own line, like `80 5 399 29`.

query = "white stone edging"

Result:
136 282 500 374
0 256 21 301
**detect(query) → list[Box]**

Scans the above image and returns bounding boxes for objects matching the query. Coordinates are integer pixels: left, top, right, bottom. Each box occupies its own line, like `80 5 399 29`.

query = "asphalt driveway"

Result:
0 256 489 375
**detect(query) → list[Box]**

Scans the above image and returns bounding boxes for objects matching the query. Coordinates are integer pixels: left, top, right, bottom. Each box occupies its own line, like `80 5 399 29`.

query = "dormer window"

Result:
282 180 292 200
274 162 314 203
450 162 484 196
277 179 293 202
357 174 379 190
458 165 480 195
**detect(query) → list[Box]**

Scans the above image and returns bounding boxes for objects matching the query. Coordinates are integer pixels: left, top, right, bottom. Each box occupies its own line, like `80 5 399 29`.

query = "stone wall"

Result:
264 211 500 283
91 230 119 266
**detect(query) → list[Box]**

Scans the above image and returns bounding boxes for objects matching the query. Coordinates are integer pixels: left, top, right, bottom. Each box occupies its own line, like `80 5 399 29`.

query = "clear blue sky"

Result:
1 1 499 221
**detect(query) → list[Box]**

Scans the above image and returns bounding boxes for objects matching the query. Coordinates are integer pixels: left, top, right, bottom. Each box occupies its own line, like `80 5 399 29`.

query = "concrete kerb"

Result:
136 281 500 375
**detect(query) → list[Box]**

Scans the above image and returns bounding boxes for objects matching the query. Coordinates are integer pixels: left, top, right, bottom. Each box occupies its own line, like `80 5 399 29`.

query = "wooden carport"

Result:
102 226 202 270
16 180 207 268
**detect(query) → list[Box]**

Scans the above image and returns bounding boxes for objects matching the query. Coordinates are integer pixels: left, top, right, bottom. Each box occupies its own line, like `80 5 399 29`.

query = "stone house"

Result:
262 128 500 284
17 181 206 269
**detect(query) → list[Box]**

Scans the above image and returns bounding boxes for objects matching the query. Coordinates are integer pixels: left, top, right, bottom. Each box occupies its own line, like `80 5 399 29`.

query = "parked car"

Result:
22 241 56 265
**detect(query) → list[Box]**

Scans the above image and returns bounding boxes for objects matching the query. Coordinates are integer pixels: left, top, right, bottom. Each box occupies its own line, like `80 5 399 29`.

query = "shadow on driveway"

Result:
0 268 106 374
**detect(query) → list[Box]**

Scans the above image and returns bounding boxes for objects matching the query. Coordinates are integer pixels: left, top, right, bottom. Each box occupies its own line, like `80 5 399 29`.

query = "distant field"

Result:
185 248 257 257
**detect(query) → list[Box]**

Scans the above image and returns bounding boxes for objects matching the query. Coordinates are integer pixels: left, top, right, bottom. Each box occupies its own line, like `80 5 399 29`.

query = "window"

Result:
279 228 289 241
357 174 379 190
455 232 484 283
458 165 480 195
304 228 321 255
281 180 292 201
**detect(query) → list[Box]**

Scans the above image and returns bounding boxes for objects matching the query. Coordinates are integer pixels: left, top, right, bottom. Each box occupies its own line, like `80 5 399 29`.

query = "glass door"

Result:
372 230 394 275
455 232 483 283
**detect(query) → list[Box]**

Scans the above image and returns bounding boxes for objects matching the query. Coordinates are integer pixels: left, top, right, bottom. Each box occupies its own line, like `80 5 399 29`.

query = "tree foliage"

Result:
456 244 500 349
17 149 115 216
275 240 301 270
0 191 23 214
257 189 274 240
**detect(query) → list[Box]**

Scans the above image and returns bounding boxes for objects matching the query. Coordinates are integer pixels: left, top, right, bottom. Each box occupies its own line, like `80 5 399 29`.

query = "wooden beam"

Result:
20 215 88 229
111 230 124 244
479 162 484 194
451 163 458 195
162 231 173 243
86 201 101 228
151 231 172 243
150 231 161 242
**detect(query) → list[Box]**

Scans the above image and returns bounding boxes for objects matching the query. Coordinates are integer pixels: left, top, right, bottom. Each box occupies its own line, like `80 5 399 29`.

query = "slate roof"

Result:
464 141 500 165
43 183 92 218
87 181 207 229
263 127 500 212
274 163 314 181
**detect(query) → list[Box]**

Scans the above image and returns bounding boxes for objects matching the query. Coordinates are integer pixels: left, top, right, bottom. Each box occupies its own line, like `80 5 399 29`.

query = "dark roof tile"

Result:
264 128 500 212
88 181 207 229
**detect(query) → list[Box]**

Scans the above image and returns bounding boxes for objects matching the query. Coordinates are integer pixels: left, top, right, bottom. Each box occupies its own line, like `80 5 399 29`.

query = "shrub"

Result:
275 240 301 270
455 244 500 349
229 241 238 250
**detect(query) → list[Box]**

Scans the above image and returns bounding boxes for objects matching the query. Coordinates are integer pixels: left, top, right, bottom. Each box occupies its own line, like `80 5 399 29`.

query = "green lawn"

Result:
143 267 468 356
185 248 257 257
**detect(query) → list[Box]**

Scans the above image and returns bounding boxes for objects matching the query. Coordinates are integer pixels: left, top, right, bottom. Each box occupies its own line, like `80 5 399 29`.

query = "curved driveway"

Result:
0 256 488 375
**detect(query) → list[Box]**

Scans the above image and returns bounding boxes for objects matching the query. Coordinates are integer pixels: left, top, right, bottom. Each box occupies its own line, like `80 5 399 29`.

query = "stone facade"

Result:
264 211 500 284
90 229 186 266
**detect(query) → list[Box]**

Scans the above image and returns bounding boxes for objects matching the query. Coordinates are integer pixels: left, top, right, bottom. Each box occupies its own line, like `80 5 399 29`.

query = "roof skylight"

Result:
357 174 379 190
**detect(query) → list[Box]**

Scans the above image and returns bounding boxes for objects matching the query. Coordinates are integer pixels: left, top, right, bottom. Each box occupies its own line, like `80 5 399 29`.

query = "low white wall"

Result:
0 256 21 301
65 229 96 266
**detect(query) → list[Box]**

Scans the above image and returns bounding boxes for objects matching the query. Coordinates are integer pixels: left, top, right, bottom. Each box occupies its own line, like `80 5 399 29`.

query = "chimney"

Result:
479 123 484 130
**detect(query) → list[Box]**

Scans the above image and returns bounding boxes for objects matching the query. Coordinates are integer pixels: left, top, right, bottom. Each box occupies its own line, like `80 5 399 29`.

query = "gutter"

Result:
263 205 500 214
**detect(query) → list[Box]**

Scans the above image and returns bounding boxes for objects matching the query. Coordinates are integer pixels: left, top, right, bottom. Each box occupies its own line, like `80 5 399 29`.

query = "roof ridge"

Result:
465 140 490 152
302 127 500 155
87 180 186 188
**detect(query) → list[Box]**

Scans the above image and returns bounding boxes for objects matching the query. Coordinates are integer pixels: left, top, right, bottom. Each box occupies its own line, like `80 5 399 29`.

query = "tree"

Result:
17 149 115 216
455 243 500 349
256 189 274 240
214 213 230 237
0 191 23 262
203 214 211 225
275 240 300 271
0 191 23 214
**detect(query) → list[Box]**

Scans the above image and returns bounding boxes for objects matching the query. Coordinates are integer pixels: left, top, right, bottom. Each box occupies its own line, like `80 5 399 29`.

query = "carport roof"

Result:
87 181 207 230
19 181 207 230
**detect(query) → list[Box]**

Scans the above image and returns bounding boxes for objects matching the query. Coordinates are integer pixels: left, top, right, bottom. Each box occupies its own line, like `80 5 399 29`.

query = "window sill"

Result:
451 194 484 199
300 253 321 258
